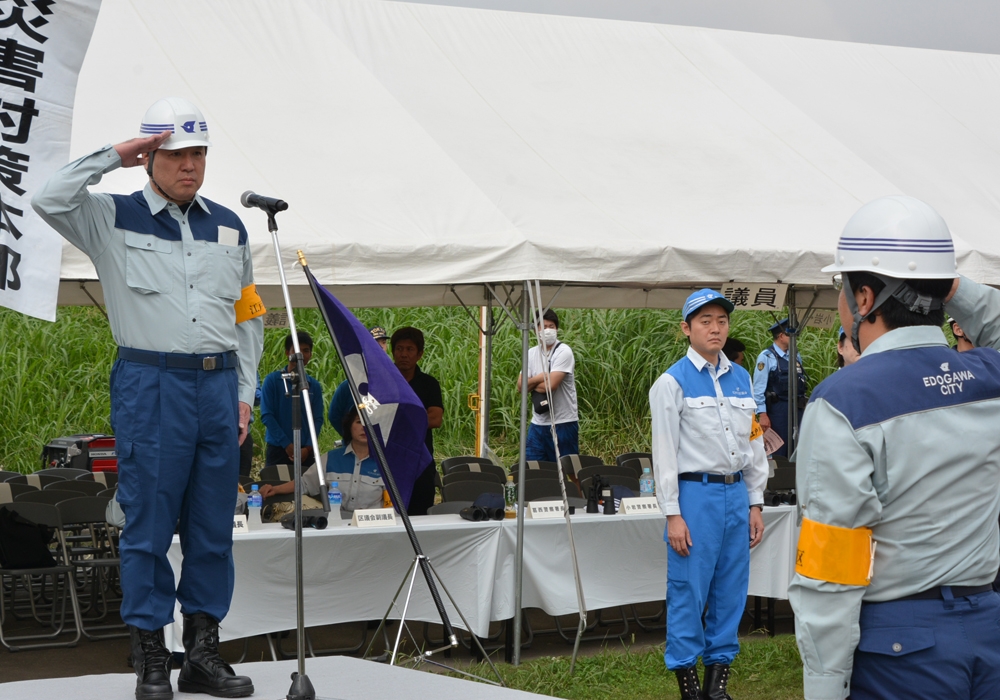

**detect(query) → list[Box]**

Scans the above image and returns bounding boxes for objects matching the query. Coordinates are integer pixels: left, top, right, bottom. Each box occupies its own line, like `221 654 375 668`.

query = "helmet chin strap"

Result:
843 273 944 354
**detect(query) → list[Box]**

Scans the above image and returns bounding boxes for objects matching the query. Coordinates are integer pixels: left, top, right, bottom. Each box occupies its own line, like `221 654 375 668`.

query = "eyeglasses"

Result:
832 274 843 291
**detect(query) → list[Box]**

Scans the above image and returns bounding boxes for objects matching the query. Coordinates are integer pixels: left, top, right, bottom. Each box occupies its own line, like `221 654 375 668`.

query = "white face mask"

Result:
541 328 558 345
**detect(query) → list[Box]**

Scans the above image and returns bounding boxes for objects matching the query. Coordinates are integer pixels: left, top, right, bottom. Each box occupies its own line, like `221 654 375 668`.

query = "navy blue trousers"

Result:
111 357 239 631
851 589 1000 699
768 400 803 457
526 421 579 462
665 478 749 669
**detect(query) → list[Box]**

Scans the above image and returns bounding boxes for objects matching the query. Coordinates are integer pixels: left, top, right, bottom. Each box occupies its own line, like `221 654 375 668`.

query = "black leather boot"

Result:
674 666 702 700
177 613 254 698
129 625 173 700
702 663 733 700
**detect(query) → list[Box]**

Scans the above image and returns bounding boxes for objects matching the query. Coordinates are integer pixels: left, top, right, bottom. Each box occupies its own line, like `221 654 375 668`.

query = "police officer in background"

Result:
752 318 807 456
33 98 263 700
789 196 1000 700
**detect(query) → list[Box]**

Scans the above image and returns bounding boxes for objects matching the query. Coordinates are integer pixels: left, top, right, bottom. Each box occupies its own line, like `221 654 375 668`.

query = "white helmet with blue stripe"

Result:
822 195 956 280
138 97 211 150
824 196 955 352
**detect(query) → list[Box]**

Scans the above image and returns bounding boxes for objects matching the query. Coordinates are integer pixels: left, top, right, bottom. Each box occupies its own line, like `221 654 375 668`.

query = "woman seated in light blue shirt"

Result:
322 406 385 515
260 406 385 516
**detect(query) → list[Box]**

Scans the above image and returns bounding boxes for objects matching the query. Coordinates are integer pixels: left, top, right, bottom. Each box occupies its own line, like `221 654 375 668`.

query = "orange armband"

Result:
795 517 875 586
234 284 266 324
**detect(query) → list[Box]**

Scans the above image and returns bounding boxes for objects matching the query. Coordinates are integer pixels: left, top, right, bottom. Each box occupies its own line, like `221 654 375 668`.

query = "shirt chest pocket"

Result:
205 245 243 301
727 397 757 437
682 396 722 440
124 231 174 295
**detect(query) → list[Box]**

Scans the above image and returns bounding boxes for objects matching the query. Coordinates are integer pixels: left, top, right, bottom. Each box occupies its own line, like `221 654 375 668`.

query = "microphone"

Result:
240 190 288 213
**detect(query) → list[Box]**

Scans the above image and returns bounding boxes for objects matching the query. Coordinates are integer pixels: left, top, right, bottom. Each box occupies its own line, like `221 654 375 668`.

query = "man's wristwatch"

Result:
750 504 763 511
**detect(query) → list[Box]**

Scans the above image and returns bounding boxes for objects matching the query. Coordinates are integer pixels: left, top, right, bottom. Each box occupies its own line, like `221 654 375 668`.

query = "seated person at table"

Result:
259 406 384 517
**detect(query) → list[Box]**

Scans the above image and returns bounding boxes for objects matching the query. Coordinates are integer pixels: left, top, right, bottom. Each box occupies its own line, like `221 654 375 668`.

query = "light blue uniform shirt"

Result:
31 146 263 405
751 344 803 413
649 346 769 516
788 302 1000 700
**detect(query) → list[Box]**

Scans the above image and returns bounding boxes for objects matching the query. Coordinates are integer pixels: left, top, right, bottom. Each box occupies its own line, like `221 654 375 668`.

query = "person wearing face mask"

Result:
517 309 579 461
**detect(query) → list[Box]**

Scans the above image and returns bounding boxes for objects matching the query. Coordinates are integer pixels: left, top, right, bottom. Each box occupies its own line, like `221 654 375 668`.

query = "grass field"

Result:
0 304 844 472
454 636 804 699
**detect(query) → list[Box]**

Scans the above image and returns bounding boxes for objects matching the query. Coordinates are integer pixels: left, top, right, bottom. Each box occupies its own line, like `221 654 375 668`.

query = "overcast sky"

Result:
403 0 1000 55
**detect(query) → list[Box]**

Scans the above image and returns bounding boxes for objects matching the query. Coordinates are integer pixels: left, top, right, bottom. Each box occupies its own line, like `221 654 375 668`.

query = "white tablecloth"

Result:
165 505 797 645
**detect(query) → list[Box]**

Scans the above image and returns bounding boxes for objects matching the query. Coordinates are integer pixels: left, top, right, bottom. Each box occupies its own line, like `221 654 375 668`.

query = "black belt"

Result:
679 472 743 485
118 347 237 371
893 584 994 602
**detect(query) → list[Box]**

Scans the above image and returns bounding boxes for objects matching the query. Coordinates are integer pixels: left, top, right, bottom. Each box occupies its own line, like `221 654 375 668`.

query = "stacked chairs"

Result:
260 464 294 482
616 452 653 479
559 454 604 480
0 502 83 650
45 480 106 498
0 482 37 504
55 496 126 639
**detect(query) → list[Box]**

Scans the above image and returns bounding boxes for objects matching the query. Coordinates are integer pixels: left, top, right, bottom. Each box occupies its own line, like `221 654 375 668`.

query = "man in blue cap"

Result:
752 318 808 456
650 289 768 700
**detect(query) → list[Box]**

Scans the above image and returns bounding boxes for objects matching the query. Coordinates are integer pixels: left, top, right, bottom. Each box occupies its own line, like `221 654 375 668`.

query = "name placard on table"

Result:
619 497 662 515
527 501 565 519
351 508 397 528
233 514 249 533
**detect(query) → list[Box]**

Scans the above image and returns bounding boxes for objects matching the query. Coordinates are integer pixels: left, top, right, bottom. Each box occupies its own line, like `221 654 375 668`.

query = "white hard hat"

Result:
826 196 954 353
139 97 211 150
822 195 957 279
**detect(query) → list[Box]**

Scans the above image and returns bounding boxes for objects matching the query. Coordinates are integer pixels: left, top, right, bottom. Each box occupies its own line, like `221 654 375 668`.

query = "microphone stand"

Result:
253 204 335 700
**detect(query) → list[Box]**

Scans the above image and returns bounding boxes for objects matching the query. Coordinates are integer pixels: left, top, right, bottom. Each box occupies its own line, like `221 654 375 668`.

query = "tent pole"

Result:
787 286 799 454
512 281 529 665
481 292 493 458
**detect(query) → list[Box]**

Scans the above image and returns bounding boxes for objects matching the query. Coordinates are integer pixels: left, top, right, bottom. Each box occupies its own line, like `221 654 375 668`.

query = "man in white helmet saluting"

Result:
789 195 1000 700
33 98 263 700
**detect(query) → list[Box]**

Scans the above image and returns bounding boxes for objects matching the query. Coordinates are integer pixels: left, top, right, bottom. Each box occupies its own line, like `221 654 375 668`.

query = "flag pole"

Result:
298 257 458 650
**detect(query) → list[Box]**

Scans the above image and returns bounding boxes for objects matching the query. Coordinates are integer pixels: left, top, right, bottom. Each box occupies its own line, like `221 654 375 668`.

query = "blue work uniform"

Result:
260 367 324 466
329 379 353 440
752 344 806 456
650 347 768 670
302 444 384 516
788 284 1000 699
31 146 264 631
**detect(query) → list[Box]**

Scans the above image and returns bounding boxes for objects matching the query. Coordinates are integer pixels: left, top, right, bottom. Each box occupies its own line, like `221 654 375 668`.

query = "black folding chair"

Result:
44 480 106 497
443 462 507 481
0 482 36 504
0 503 83 651
41 468 92 480
559 454 604 479
442 471 503 486
440 456 496 473
618 456 652 479
441 481 502 503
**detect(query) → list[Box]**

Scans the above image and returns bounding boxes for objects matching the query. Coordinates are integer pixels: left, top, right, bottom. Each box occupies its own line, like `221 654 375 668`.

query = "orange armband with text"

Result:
749 415 763 441
234 284 266 324
795 517 875 586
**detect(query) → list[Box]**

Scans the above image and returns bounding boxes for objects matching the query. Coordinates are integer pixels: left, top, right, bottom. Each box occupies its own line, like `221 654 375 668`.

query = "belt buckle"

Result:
202 356 217 371
724 474 736 485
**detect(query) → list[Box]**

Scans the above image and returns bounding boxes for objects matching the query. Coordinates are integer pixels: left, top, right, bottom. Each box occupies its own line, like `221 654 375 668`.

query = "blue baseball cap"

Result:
682 289 735 322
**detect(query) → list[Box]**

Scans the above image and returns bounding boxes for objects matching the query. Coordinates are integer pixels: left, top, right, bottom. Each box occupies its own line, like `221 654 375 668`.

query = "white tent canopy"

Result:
57 0 1000 309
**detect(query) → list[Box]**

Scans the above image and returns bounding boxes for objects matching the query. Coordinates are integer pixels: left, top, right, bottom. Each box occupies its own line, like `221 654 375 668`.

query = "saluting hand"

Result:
113 132 171 169
667 514 693 556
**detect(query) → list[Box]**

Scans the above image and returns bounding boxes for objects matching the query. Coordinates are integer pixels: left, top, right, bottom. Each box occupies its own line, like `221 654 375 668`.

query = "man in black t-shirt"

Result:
390 327 443 515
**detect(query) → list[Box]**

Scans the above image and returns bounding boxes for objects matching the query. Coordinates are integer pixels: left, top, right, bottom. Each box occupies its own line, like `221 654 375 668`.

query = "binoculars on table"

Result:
280 509 329 530
459 506 505 522
762 489 796 507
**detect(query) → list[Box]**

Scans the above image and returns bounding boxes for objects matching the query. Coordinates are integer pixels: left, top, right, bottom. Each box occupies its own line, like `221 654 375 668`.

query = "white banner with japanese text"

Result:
0 0 102 321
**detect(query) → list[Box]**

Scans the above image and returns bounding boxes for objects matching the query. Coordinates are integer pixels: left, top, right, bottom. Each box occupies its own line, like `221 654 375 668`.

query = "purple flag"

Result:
307 271 430 510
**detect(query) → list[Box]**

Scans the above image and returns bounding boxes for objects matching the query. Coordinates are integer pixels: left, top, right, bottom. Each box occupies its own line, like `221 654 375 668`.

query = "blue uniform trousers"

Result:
851 590 1000 700
111 357 239 631
665 478 749 669
526 421 579 462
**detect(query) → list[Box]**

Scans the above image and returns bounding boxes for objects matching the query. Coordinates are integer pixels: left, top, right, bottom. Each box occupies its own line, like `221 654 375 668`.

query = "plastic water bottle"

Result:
247 484 263 530
327 481 342 521
639 467 655 497
504 475 517 519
